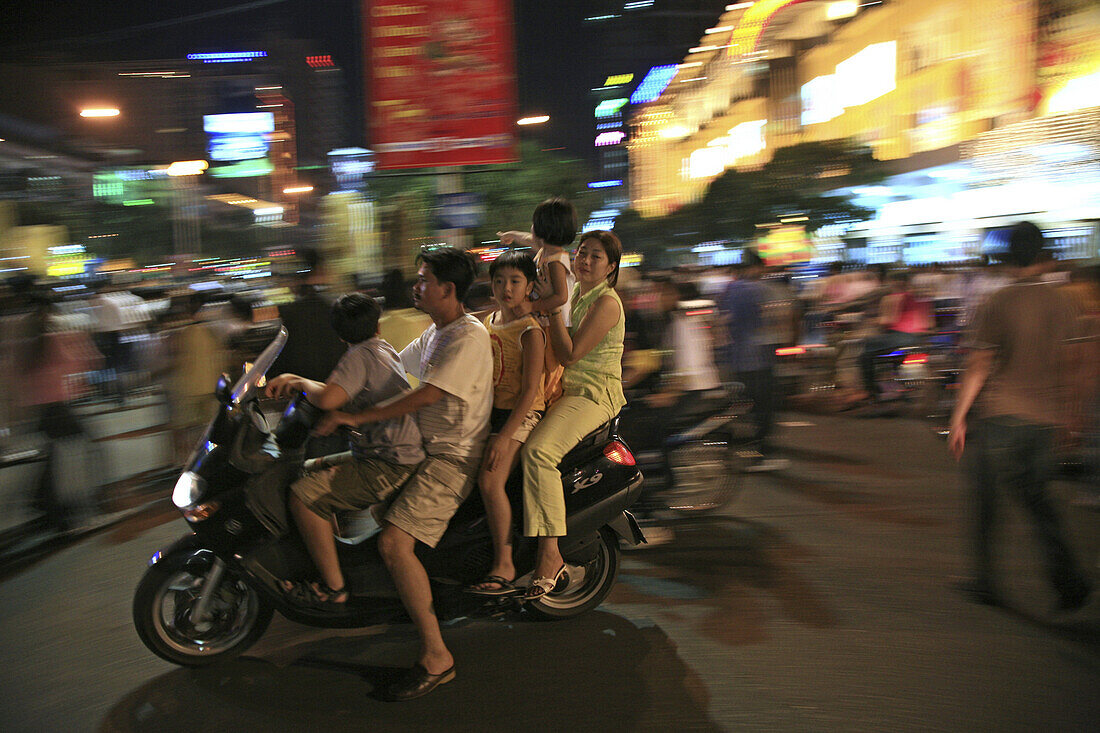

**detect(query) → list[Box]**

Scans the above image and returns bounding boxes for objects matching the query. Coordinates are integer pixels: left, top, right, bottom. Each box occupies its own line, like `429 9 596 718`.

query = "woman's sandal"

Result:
282 580 348 609
524 564 567 601
464 575 517 597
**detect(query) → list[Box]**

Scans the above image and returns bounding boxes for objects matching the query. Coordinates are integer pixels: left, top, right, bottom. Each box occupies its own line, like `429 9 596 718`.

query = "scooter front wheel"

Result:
133 551 273 666
526 528 620 621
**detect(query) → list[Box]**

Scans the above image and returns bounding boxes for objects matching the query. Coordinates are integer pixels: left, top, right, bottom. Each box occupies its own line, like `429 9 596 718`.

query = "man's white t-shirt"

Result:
669 311 721 391
400 314 493 459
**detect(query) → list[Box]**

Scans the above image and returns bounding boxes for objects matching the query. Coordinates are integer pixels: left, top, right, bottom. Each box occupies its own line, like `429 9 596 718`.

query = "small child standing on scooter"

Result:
466 250 547 596
498 196 576 324
498 196 577 405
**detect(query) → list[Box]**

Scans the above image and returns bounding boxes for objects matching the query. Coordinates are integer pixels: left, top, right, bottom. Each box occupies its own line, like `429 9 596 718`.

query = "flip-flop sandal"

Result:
524 564 567 601
282 580 348 609
464 575 517 596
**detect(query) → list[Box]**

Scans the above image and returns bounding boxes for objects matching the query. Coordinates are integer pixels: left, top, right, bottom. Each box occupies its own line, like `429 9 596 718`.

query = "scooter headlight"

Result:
172 471 207 509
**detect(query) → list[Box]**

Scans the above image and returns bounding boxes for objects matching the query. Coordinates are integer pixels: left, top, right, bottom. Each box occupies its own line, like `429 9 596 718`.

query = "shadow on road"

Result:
761 469 941 527
612 518 838 646
778 444 919 482
99 610 719 732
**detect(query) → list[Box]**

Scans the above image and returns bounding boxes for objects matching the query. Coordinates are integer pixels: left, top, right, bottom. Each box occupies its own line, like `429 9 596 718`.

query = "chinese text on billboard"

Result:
365 0 518 169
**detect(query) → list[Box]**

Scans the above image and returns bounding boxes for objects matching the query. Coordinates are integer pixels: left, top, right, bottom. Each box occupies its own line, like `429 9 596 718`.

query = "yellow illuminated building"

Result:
629 0 1100 261
320 192 381 288
1 224 69 277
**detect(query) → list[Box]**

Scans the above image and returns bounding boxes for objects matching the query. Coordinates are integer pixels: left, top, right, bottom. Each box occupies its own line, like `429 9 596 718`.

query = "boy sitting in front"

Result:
265 293 424 607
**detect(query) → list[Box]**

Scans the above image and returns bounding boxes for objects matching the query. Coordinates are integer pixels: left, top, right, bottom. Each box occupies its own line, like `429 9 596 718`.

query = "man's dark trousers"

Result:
965 416 1089 603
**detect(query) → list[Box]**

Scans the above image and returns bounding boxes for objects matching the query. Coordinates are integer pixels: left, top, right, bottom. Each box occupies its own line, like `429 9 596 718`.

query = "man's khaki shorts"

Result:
383 453 481 548
291 452 419 518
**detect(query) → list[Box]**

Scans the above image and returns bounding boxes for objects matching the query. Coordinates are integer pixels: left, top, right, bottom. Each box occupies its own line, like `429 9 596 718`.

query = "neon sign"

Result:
595 98 629 118
186 51 267 64
802 41 896 125
204 113 276 163
630 65 678 104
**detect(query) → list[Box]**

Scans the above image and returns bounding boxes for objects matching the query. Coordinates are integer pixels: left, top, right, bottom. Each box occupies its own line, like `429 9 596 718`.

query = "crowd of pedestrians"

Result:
1 211 1096 691
3 227 1096 517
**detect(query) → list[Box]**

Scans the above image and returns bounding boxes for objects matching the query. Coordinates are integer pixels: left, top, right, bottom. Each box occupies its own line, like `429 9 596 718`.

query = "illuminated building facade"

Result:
628 0 1100 262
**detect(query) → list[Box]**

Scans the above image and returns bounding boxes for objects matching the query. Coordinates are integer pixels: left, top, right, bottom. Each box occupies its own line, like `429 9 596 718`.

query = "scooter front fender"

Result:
146 532 219 570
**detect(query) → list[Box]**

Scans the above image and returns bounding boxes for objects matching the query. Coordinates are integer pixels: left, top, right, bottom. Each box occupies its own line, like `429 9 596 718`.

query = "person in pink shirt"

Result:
16 293 102 530
849 270 931 405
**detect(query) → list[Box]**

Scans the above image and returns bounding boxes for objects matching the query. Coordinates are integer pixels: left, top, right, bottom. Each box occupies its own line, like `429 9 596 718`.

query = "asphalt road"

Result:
1 412 1097 732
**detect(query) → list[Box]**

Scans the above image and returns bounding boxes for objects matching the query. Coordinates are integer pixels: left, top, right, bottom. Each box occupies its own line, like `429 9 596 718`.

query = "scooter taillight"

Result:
603 440 636 466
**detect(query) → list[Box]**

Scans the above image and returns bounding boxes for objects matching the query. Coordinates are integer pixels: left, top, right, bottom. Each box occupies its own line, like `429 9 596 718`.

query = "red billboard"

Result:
364 0 518 170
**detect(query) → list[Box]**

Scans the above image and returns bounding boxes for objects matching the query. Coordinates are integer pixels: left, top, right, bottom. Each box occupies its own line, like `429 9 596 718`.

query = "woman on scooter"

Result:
521 230 626 600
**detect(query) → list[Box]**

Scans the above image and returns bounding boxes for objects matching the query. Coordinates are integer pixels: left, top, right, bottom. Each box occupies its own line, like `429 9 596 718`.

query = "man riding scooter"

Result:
313 247 493 701
620 277 742 535
622 277 724 436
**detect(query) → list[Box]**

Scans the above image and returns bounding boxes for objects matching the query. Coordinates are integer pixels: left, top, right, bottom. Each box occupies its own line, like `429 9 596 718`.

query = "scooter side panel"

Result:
562 471 644 551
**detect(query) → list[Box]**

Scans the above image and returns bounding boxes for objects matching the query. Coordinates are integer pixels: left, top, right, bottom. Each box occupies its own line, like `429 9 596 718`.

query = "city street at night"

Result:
1 1 1099 731
2 411 1097 732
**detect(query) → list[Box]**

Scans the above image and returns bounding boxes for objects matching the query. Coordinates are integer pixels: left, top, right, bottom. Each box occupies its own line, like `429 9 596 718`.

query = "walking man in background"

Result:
719 249 787 471
948 221 1092 612
270 247 348 456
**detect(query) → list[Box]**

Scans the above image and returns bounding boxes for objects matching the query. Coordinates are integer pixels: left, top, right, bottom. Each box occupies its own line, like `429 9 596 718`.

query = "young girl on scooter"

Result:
521 230 626 600
498 197 577 326
466 250 547 595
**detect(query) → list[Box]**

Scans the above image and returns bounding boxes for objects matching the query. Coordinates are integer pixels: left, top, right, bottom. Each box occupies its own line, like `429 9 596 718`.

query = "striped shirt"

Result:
400 314 493 458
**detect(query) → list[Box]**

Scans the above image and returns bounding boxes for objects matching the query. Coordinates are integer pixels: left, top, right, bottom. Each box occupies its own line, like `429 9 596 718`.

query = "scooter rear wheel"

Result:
133 551 273 666
526 528 620 621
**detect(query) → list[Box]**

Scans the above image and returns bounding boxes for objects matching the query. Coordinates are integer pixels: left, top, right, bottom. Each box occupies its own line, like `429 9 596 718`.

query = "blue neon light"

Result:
588 180 623 189
630 64 678 104
186 51 268 63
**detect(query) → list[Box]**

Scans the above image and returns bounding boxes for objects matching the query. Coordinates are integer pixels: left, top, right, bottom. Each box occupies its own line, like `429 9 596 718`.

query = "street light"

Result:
79 108 121 118
164 160 208 258
517 115 550 126
283 185 314 194
166 160 208 177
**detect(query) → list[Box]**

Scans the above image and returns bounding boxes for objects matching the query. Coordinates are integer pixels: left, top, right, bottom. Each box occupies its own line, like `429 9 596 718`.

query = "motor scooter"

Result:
133 327 645 666
619 383 749 524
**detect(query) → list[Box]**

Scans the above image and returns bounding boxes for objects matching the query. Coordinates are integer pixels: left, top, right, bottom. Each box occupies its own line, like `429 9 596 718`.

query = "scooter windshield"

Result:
230 326 288 405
